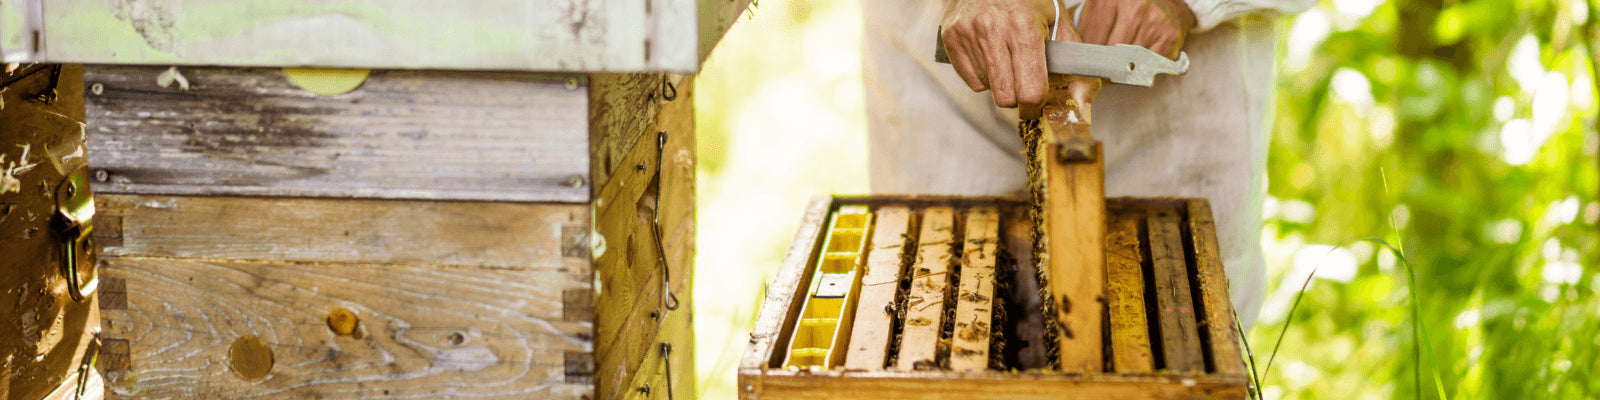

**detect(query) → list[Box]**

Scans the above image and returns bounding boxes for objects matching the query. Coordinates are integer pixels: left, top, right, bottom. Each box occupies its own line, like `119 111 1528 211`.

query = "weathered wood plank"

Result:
951 207 1000 371
895 207 955 370
591 80 695 399
843 206 912 371
593 212 693 399
745 197 832 370
92 195 588 270
37 0 741 72
739 370 1249 400
593 78 694 271
1146 208 1204 372
1187 199 1245 375
1105 210 1154 373
699 0 756 62
98 257 592 399
83 66 589 203
1039 121 1105 372
618 295 694 400
589 73 668 191
0 64 101 400
649 75 696 400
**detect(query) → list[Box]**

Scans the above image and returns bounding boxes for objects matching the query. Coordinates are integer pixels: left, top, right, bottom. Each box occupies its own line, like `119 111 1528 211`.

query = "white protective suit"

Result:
862 0 1314 328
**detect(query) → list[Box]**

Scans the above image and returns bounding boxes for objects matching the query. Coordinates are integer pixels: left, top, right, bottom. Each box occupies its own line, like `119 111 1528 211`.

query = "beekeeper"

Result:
863 0 1315 327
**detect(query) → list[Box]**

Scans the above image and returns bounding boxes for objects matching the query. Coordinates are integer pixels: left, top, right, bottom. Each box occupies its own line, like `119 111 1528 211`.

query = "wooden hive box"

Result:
4 1 760 398
83 69 699 399
739 196 1251 399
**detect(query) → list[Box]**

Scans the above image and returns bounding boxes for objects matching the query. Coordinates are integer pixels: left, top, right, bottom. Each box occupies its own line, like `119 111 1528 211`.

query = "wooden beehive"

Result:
85 70 698 399
4 1 758 398
739 196 1250 399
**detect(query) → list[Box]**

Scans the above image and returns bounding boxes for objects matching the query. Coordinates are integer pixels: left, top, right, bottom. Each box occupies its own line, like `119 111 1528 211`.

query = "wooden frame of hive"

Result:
86 70 699 399
739 196 1252 399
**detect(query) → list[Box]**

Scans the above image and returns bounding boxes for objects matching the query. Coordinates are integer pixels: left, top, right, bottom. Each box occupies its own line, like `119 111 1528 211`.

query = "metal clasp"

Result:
52 164 97 302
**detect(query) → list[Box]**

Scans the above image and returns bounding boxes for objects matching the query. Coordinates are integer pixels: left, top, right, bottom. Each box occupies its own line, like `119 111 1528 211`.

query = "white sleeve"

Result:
1184 0 1315 31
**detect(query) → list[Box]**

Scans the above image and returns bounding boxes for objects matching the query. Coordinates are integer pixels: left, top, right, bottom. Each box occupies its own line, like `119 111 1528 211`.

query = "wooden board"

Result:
1187 200 1245 374
590 77 695 400
746 197 833 370
1104 210 1154 373
93 195 589 270
0 64 101 400
740 370 1248 400
699 0 756 62
843 206 912 370
83 66 590 203
589 74 671 191
29 0 753 72
1146 208 1204 372
1039 123 1105 372
593 214 693 399
895 207 955 370
618 295 694 400
950 207 999 371
96 257 593 399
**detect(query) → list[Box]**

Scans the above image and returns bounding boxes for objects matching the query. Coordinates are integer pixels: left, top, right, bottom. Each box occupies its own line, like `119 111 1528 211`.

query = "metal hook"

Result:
660 342 675 400
652 131 680 312
659 76 678 102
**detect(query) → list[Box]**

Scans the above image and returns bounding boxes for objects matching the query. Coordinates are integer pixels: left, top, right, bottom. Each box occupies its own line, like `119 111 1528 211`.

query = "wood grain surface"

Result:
0 64 102 400
843 206 912 371
1187 199 1245 374
895 207 955 370
593 213 692 399
618 295 694 400
1105 210 1154 373
747 197 832 370
740 369 1248 400
700 0 758 62
950 207 1000 371
84 66 589 203
98 257 592 399
589 80 695 399
1146 209 1204 372
93 195 588 270
41 0 752 72
589 73 669 191
1040 125 1106 372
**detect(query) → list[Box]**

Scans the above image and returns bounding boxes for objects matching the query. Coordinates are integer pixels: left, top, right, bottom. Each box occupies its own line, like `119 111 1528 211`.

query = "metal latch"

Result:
52 164 97 302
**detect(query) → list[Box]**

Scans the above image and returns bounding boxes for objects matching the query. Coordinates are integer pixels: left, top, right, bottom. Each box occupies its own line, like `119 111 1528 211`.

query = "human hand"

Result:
1077 0 1197 60
940 0 1071 120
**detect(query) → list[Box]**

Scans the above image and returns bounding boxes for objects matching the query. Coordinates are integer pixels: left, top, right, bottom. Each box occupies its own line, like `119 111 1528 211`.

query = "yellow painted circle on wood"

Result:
283 68 370 95
228 335 274 381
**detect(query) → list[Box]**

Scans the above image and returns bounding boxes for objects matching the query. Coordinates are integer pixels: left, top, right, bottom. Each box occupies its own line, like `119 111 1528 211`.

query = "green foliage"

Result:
1256 0 1599 398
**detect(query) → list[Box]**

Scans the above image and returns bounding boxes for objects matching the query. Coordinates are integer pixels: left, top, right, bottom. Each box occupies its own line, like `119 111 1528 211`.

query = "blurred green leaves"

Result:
1257 0 1597 398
